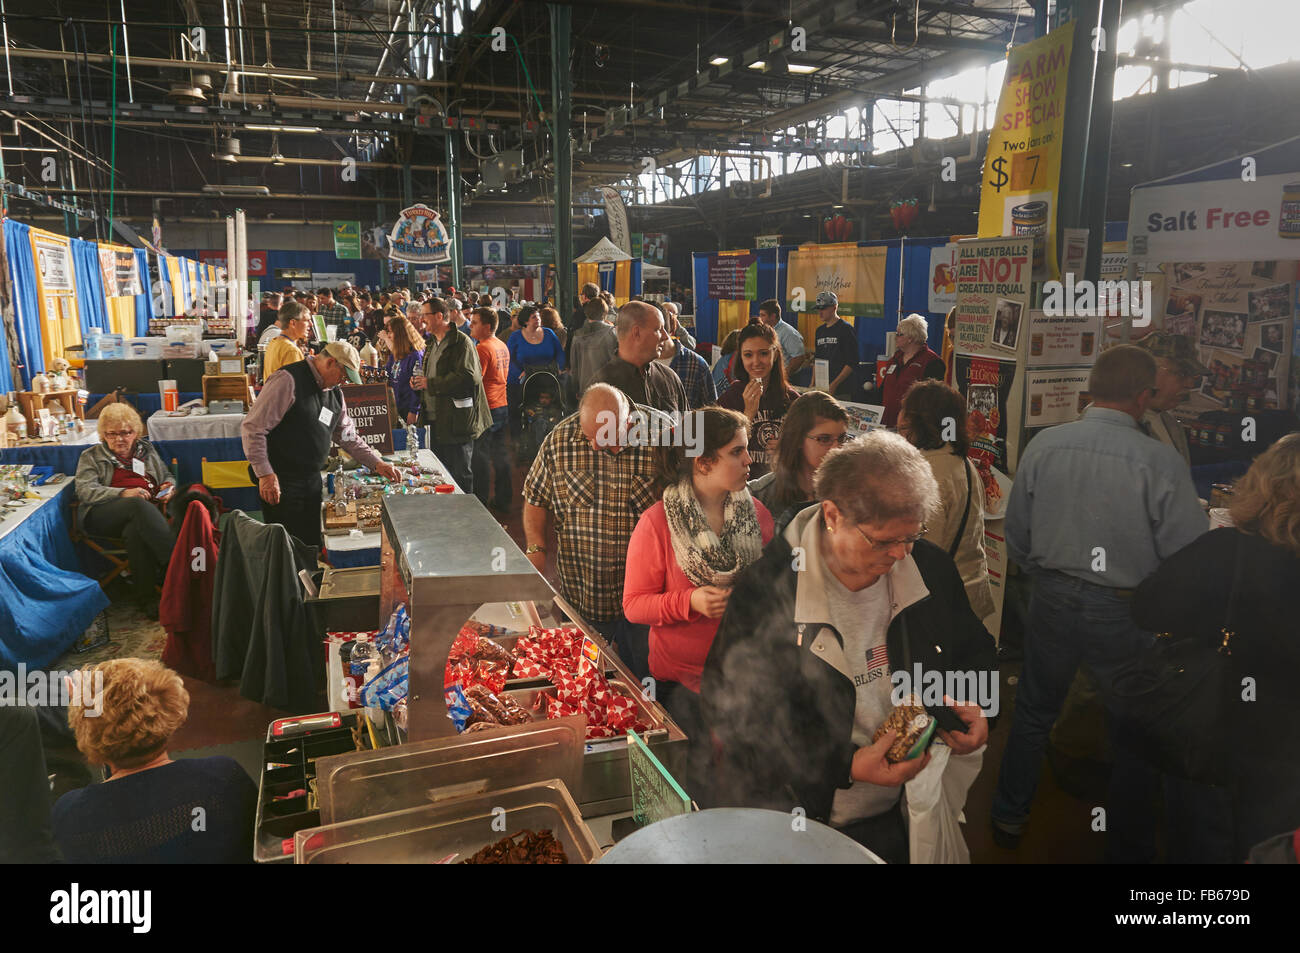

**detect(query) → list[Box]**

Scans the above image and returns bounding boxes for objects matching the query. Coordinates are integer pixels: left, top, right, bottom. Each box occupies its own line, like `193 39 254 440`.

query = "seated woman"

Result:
624 406 774 799
52 658 257 863
1133 433 1300 861
75 403 176 616
748 391 850 530
701 431 997 863
899 380 995 625
717 320 800 479
385 315 426 425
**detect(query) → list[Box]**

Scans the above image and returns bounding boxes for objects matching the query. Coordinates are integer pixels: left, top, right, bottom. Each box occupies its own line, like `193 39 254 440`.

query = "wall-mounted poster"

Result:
954 353 1018 516
1026 309 1102 367
33 234 74 292
1160 259 1297 413
386 205 452 264
954 237 1033 358
1025 368 1092 427
482 240 507 265
928 242 959 313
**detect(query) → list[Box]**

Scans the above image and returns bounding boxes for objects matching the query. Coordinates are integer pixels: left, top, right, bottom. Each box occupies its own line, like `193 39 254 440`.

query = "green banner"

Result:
333 220 361 259
522 239 554 264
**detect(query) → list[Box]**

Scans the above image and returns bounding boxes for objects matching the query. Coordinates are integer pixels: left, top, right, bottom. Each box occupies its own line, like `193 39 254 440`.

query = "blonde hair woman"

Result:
1134 433 1300 860
75 403 176 615
52 659 257 863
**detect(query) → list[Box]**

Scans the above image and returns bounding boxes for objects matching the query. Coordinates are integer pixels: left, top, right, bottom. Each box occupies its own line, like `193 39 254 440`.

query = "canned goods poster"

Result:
954 353 1019 513
978 22 1074 282
1025 368 1091 427
954 237 1033 358
1026 309 1102 367
1161 259 1296 413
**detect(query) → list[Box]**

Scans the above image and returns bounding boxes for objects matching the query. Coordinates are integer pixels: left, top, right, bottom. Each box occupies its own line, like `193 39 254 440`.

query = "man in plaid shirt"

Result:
523 383 661 678
659 308 716 409
316 287 351 337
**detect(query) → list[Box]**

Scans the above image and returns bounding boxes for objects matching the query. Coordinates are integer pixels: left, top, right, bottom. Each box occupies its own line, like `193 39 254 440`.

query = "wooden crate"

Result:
201 374 253 409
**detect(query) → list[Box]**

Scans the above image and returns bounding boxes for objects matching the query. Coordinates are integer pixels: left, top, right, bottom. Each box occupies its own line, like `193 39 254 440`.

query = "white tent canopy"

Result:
642 262 670 280
573 236 632 263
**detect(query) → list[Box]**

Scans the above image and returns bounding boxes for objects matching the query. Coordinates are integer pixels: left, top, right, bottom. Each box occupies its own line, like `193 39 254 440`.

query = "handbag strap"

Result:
1220 532 1248 653
948 456 974 559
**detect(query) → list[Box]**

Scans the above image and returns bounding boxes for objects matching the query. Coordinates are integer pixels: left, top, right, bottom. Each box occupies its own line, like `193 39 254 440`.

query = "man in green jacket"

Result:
410 296 491 493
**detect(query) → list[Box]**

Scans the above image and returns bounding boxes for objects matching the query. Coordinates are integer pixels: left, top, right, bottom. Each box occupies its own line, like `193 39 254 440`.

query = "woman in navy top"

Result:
385 315 426 423
51 658 257 864
507 305 566 384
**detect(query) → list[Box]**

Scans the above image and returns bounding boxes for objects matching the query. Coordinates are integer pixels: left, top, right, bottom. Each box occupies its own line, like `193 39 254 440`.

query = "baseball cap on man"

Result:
320 341 363 383
815 291 838 310
1135 331 1210 377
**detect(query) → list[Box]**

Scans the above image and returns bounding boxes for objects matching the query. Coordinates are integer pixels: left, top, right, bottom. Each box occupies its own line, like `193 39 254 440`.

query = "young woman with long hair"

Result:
716 320 800 479
748 390 851 528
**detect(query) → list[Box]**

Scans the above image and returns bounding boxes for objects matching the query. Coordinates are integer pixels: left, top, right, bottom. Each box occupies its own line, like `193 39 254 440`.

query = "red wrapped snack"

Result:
544 693 582 721
551 667 587 707
605 694 638 732
585 725 619 740
510 658 551 681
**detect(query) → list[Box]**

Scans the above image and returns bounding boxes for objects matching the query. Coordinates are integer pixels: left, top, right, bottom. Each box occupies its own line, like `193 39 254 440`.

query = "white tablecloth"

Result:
0 479 69 544
147 410 246 441
323 448 461 555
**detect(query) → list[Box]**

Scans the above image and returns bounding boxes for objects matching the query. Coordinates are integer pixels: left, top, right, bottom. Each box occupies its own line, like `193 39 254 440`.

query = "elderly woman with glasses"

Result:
700 430 998 862
75 403 176 614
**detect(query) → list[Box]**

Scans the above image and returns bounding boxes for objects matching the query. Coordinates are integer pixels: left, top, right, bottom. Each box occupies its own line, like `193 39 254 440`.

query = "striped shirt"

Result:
523 410 662 622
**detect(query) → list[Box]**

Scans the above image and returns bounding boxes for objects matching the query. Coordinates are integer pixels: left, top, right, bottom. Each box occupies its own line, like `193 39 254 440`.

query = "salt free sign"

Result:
50 884 151 933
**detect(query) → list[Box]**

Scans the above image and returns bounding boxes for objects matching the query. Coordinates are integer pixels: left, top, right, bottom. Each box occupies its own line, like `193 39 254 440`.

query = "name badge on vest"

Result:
453 397 473 409
131 458 146 476
885 365 896 375
318 406 335 427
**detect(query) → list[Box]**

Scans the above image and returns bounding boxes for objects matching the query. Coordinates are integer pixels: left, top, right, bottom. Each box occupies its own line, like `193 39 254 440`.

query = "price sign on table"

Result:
627 729 691 827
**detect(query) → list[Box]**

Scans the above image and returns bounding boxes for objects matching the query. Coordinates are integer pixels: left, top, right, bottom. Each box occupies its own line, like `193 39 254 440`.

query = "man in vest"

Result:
242 341 401 551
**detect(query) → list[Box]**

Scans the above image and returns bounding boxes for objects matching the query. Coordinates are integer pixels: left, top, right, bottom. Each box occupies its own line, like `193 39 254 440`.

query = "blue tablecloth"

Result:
327 545 380 569
0 437 261 514
0 483 110 668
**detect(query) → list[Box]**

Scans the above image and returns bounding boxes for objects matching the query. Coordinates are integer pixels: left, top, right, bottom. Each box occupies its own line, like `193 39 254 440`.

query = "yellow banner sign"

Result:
978 22 1075 282
785 243 887 317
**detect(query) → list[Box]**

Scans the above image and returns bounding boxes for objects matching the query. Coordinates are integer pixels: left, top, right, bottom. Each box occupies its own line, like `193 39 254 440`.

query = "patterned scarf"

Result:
661 478 763 588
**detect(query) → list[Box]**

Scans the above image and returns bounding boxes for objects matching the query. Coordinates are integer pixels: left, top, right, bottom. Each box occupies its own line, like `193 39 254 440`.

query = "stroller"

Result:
516 367 568 466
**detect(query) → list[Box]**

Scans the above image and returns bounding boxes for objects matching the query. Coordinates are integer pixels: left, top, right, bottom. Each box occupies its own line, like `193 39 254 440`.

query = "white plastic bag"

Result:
904 743 985 864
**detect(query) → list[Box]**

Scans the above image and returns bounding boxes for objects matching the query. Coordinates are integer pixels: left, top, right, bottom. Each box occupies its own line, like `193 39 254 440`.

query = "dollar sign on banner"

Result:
988 157 1009 192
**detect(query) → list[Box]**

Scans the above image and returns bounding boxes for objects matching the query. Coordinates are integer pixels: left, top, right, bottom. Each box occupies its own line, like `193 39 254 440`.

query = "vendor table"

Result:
0 422 101 477
147 409 246 442
0 481 110 668
324 448 461 569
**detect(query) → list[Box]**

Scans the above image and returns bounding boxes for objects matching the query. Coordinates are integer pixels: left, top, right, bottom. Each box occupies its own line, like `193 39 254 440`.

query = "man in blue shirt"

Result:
992 345 1218 862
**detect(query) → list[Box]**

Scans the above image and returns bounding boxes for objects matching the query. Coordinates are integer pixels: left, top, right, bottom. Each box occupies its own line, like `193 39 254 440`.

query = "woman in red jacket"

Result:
623 406 775 799
880 312 945 428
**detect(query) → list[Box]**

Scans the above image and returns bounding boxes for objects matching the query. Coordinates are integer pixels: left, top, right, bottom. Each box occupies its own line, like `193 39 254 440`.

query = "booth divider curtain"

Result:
4 219 44 386
70 237 110 337
133 248 152 334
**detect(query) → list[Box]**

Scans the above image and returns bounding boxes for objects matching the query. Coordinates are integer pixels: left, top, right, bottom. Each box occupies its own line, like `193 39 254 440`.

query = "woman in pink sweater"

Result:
624 406 774 799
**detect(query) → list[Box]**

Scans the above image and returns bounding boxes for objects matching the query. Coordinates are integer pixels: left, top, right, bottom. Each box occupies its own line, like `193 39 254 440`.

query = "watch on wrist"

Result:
525 544 546 555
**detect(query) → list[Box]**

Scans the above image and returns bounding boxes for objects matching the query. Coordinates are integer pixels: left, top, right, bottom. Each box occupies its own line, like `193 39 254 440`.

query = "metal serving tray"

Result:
295 780 600 864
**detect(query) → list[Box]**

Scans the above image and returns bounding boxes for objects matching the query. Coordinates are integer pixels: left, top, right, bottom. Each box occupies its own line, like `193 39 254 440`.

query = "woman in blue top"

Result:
385 315 426 424
507 305 566 385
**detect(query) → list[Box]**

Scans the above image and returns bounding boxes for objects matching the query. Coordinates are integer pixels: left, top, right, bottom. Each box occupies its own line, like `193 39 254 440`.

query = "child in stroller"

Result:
516 369 567 466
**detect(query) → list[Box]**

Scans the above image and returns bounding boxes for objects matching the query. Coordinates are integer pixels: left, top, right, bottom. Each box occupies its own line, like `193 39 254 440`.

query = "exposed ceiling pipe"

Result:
3 48 628 99
217 154 446 171
365 1 409 104
222 0 237 95
119 0 134 102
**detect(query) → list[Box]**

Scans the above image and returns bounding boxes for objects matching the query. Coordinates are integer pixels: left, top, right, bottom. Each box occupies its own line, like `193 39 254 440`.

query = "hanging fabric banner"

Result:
29 228 80 370
978 21 1075 281
97 244 142 297
599 187 631 256
785 243 887 317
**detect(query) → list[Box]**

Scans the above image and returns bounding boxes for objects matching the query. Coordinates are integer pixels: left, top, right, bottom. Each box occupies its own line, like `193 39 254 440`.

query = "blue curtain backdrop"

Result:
4 219 43 386
133 248 152 334
178 257 191 311
70 237 110 336
157 252 173 316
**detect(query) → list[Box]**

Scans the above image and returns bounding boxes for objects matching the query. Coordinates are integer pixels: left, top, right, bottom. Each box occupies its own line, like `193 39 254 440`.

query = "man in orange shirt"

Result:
469 306 513 512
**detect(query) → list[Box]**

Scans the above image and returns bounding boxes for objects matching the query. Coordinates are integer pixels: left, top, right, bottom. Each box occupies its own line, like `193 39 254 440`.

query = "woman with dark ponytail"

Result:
716 320 800 479
624 406 776 799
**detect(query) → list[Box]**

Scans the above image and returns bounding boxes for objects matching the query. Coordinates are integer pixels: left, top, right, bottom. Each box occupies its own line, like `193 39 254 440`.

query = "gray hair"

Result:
662 301 679 317
814 430 939 526
897 313 929 345
277 299 308 327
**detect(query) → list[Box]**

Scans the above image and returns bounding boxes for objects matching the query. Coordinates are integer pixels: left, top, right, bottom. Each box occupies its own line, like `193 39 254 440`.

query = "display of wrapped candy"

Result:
461 683 533 728
510 625 585 682
461 829 568 864
444 624 516 694
871 704 936 762
534 660 651 741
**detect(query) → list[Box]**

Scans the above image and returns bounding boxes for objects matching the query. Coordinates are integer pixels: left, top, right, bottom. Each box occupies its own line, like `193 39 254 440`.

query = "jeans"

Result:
431 441 474 496
83 495 175 601
992 570 1230 863
262 472 323 554
471 405 512 508
591 615 651 684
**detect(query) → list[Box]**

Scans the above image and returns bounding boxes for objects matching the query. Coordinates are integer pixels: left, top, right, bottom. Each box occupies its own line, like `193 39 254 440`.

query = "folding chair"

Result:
68 498 130 590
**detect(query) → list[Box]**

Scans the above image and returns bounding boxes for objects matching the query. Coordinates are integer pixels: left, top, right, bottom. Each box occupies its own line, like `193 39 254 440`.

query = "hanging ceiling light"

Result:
270 134 285 166
216 136 241 163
